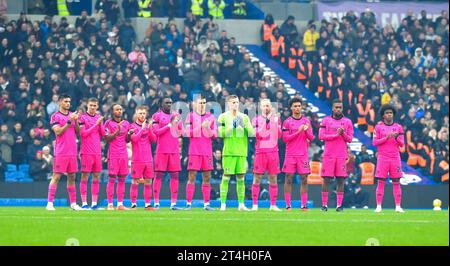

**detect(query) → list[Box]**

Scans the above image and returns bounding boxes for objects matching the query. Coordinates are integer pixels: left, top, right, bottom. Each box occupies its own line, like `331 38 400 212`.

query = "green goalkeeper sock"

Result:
236 177 245 204
220 175 231 204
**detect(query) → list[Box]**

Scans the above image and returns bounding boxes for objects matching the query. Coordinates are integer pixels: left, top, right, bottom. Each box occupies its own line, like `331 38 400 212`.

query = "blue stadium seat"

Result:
18 164 30 173
6 164 17 172
294 174 300 184
5 171 24 182
245 173 253 183
13 172 24 179
125 173 132 183
196 172 202 184
5 172 17 182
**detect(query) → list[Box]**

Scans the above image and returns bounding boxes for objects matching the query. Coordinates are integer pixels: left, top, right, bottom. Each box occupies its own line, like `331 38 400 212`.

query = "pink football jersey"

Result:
78 112 105 155
104 119 130 159
130 121 156 163
50 111 78 157
186 112 217 156
152 110 183 154
319 115 354 159
282 116 314 157
252 114 282 154
373 121 405 158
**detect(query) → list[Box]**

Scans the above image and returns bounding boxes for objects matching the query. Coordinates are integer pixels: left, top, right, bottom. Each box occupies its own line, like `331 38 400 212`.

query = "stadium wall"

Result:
0 182 447 209
251 1 316 21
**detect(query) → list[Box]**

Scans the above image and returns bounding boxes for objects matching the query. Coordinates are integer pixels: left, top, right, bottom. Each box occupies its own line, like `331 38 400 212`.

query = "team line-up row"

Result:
45 94 405 213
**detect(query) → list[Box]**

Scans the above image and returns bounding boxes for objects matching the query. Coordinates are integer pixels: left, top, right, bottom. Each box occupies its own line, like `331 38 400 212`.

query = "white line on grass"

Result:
0 215 446 224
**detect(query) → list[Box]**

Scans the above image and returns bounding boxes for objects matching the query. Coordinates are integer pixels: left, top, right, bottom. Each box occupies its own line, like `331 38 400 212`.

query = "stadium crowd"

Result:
0 3 447 208
26 0 250 20
0 6 295 188
262 9 449 183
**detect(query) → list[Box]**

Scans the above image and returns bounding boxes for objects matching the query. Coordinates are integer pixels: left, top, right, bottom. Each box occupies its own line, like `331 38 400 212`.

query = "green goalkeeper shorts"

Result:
222 156 247 175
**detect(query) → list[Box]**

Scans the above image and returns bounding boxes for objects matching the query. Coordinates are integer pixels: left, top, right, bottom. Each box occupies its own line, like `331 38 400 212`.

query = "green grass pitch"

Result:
0 207 448 246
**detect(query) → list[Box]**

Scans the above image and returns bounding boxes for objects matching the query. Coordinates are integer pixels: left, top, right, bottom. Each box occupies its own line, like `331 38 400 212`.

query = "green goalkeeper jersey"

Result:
218 111 255 157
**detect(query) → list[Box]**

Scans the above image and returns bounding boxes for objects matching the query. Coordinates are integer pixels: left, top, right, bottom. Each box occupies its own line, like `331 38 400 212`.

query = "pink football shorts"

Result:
321 157 348 178
253 152 281 175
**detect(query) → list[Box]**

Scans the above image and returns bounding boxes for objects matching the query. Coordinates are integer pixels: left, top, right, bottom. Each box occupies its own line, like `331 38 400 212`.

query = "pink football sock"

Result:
130 183 138 204
80 179 88 204
106 177 116 205
67 184 77 205
91 179 100 204
202 184 211 205
169 172 179 205
393 182 402 207
322 192 329 207
285 192 292 208
47 183 57 203
376 180 386 206
117 178 125 204
269 184 278 206
186 183 195 204
301 193 308 208
153 172 164 205
144 183 152 205
252 184 260 206
336 192 344 207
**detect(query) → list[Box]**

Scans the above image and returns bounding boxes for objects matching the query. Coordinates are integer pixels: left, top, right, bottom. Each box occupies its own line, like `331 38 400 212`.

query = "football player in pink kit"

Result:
129 106 157 210
152 97 184 210
104 104 132 211
251 99 282 212
373 104 405 213
282 98 315 211
319 99 354 212
77 98 105 210
184 94 217 211
46 94 82 211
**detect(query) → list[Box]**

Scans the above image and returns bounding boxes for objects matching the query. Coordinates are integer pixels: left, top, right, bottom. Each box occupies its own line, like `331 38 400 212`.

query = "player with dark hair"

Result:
373 104 405 213
282 98 314 211
46 95 81 211
152 97 184 210
319 99 354 212
184 94 218 211
104 104 132 211
78 98 105 210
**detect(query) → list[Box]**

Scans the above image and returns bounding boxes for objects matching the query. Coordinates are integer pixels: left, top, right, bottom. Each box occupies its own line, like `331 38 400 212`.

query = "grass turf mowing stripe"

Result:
0 208 447 246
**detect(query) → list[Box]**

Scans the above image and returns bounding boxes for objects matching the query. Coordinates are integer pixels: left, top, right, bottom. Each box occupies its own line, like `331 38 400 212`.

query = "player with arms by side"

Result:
104 104 132 211
373 104 405 213
78 98 105 210
129 106 157 210
282 98 315 211
251 99 282 212
152 97 184 210
46 95 82 211
218 95 255 211
319 99 354 212
184 94 217 211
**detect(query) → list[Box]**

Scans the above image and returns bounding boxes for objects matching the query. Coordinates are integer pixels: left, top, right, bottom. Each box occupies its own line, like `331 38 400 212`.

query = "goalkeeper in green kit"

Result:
218 95 255 211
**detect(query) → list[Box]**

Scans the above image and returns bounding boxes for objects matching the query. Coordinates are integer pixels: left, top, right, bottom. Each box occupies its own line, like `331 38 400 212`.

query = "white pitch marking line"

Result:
0 215 445 224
